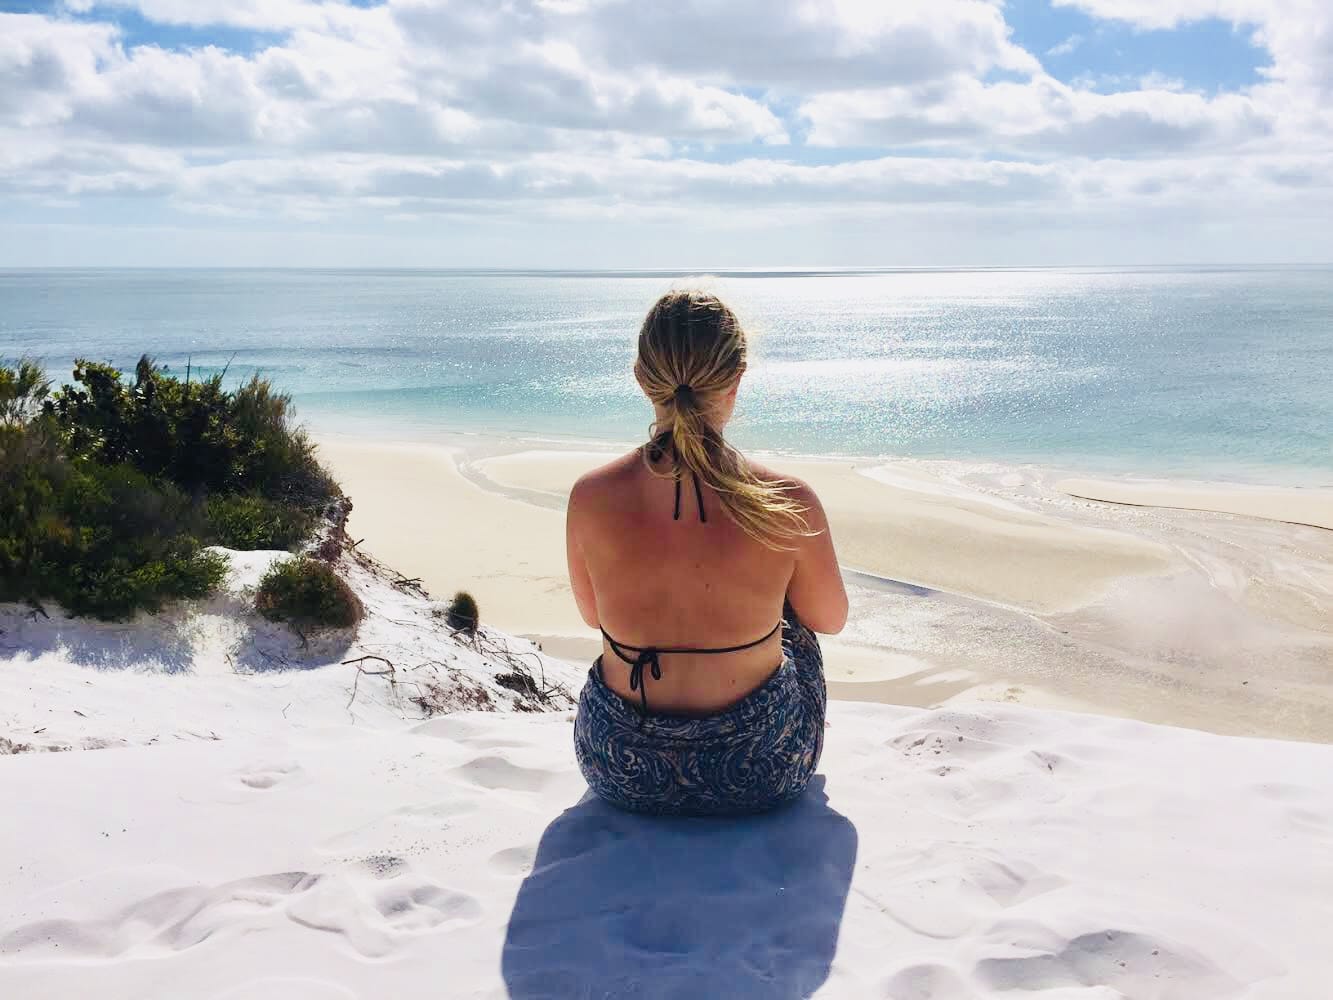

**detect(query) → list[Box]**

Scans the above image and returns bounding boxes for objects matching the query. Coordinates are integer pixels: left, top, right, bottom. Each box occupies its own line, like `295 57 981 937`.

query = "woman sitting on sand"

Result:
567 289 847 816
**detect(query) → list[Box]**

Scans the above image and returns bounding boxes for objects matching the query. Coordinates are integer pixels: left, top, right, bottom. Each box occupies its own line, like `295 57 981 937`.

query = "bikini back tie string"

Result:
649 431 707 523
600 621 783 718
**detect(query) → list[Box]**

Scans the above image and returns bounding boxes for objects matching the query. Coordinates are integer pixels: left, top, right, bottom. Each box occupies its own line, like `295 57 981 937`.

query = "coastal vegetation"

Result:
444 590 480 636
254 556 363 635
0 358 342 621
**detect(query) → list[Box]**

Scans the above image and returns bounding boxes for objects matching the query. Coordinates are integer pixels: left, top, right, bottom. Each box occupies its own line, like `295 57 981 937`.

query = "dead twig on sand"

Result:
343 655 396 670
470 630 568 708
247 642 292 670
342 655 396 711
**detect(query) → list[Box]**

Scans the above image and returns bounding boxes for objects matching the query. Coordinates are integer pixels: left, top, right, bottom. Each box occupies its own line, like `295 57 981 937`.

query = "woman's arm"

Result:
785 481 848 634
565 476 600 629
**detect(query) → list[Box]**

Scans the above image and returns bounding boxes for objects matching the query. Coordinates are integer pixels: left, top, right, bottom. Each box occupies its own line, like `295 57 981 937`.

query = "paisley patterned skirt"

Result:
573 615 826 817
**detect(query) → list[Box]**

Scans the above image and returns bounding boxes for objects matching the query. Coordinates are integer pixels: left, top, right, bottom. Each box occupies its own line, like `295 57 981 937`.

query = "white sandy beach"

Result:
317 435 1333 743
4 624 1333 999
4 446 1333 999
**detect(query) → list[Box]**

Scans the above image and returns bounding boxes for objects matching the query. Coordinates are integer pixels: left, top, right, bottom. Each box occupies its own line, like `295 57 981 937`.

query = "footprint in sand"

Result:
880 962 977 999
973 927 1244 998
237 761 303 789
0 872 318 962
449 752 562 793
286 872 481 958
855 849 1065 940
489 845 538 877
0 865 481 965
374 881 481 931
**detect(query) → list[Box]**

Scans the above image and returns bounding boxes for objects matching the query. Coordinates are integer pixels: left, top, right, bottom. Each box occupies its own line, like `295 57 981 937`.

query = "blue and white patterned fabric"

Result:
573 616 826 817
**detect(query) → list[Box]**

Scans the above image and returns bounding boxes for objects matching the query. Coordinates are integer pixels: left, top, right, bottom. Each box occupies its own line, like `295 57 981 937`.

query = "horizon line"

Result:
3 262 1332 275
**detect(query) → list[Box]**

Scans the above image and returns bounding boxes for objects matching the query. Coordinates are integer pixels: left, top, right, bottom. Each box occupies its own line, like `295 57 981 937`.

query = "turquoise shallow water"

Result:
1 266 1329 482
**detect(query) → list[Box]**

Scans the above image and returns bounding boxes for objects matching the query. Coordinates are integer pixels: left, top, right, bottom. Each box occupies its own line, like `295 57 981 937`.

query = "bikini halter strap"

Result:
600 621 783 716
649 431 707 524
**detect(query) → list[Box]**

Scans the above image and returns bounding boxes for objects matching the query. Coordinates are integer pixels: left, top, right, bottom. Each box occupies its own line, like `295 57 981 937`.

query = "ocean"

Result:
2 266 1330 482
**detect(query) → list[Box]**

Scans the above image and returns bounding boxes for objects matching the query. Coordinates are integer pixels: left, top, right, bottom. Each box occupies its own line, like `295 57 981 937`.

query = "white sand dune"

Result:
0 547 582 755
5 535 1332 997
3 695 1332 999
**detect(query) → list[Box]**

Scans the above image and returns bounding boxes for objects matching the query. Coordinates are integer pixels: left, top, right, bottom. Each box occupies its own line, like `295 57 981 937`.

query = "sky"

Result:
1 0 1330 267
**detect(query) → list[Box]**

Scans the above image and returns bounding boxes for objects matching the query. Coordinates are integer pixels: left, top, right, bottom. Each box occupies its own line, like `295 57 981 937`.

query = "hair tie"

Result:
673 383 694 403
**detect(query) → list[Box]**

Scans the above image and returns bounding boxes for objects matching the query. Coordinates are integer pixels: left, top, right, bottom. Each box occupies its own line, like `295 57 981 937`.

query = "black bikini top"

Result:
599 431 782 715
600 622 783 716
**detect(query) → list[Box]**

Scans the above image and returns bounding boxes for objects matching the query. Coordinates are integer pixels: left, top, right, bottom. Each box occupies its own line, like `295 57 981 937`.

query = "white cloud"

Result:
1047 34 1084 57
0 1 1330 263
802 74 1274 158
0 14 119 126
551 0 1041 89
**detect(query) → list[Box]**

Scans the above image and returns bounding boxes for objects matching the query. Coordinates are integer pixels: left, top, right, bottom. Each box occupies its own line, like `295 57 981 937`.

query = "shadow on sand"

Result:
502 776 857 999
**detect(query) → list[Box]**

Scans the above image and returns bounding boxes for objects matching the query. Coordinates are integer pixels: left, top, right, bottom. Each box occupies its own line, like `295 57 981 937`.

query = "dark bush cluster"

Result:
445 590 480 636
48 357 336 506
255 557 362 634
0 357 341 620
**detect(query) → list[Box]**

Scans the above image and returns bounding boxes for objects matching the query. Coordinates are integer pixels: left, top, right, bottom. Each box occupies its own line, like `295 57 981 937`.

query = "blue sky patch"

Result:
73 6 283 54
1004 0 1271 93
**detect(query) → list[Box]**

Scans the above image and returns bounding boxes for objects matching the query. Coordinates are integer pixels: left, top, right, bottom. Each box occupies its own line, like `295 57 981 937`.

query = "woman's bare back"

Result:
567 449 845 714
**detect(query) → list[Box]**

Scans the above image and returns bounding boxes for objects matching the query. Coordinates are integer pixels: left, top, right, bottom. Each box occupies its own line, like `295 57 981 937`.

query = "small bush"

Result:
206 493 315 551
255 557 361 633
445 590 480 635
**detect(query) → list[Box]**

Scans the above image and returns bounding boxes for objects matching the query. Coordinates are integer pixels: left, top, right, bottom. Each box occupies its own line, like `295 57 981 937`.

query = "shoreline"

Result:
314 429 1333 743
304 410 1333 491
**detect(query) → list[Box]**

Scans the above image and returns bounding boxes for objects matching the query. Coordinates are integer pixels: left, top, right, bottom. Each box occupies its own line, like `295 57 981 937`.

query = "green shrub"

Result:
0 360 50 426
47 357 338 507
0 356 339 620
206 493 315 551
228 376 337 506
0 426 229 619
255 557 361 633
445 590 480 635
0 413 66 605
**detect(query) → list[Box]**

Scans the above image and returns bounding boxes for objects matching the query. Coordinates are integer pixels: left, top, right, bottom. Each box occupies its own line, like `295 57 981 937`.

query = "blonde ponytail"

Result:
635 290 812 549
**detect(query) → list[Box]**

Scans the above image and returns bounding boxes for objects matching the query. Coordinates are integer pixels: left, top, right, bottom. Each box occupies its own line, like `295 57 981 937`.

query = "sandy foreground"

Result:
4 466 1333 998
4 674 1333 998
317 435 1333 742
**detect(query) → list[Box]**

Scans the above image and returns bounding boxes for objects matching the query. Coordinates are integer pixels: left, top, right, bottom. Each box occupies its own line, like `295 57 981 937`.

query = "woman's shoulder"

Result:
744 457 814 498
569 449 646 507
743 457 829 532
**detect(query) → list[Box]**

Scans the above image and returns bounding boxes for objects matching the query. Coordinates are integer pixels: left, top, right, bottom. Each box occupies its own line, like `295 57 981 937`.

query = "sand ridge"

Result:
1058 476 1333 531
